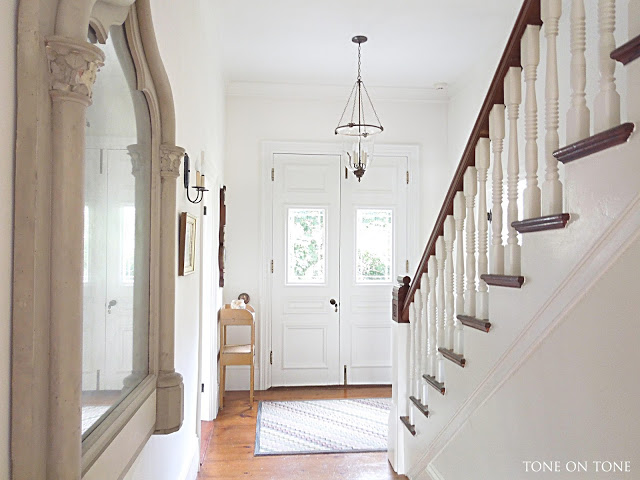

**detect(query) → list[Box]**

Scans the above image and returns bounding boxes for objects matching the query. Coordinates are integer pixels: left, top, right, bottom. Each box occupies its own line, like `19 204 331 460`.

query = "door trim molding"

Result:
258 141 420 390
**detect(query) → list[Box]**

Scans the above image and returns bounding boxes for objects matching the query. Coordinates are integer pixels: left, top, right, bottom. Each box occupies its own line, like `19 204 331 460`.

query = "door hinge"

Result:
345 166 348 179
406 259 410 273
201 383 205 393
270 351 273 365
203 205 207 215
344 365 347 385
406 170 410 184
270 259 274 273
271 167 274 181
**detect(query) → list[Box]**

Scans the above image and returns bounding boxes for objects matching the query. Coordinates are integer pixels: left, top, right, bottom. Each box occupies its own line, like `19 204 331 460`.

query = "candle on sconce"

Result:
196 171 202 187
201 174 205 188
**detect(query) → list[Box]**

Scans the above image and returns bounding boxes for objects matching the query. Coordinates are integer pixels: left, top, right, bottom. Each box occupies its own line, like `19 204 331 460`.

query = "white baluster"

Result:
475 140 490 320
420 275 429 402
567 0 591 143
435 237 445 383
413 288 422 402
408 301 416 407
427 255 437 377
443 215 455 350
504 67 522 276
522 25 541 219
489 104 505 274
453 191 465 355
541 0 564 216
631 0 640 37
594 0 621 132
464 167 477 317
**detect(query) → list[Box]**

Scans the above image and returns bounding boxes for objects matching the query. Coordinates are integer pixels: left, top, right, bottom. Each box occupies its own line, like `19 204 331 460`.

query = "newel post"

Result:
393 275 411 323
46 36 105 479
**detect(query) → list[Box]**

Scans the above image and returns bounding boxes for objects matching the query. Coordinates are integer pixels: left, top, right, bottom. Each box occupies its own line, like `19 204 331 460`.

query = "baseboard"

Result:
180 435 200 480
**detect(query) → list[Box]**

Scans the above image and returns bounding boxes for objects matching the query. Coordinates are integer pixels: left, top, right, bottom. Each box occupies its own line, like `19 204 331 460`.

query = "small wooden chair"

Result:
219 304 255 408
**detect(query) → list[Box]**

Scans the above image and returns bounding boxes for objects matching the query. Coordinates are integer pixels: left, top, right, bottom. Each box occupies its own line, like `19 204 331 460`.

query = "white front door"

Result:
339 157 407 384
271 154 342 386
271 152 408 386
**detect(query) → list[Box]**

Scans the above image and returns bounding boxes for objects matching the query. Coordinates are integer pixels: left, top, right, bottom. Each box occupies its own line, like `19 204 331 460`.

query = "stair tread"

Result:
611 34 640 66
457 315 492 333
438 347 466 367
512 213 571 233
553 123 635 164
422 374 446 395
399 416 416 436
409 396 430 418
481 274 525 288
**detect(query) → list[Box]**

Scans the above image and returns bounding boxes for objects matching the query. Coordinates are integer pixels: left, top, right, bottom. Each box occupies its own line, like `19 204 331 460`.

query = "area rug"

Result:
254 397 391 456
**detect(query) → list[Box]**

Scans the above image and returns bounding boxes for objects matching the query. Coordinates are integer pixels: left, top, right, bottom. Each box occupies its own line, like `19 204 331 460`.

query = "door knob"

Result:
107 299 117 314
329 299 338 313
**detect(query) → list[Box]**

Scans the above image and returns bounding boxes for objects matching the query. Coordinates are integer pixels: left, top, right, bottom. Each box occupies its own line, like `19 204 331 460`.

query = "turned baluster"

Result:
594 0 621 132
420 275 430 403
541 0 564 216
567 0 590 143
504 67 522 276
453 191 465 355
489 104 505 274
631 0 640 37
522 25 541 219
427 255 438 377
435 237 445 383
443 215 455 350
413 288 423 403
464 167 477 318
408 301 416 415
476 139 490 320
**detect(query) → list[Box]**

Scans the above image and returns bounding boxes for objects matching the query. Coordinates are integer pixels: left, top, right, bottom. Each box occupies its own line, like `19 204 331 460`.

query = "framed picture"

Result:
179 212 197 276
219 186 226 287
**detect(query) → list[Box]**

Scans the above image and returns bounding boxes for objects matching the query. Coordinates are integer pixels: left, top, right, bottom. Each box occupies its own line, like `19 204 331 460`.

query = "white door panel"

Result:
340 156 407 385
271 154 341 386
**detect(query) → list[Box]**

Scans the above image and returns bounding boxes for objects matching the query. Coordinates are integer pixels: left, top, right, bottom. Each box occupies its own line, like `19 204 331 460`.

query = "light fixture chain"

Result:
357 43 362 80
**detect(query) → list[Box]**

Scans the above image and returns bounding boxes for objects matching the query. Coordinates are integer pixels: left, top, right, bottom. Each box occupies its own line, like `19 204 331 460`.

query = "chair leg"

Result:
220 364 225 409
250 360 255 408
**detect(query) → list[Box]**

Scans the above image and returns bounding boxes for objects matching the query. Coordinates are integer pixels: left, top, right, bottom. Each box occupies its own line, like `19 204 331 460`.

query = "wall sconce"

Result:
183 153 208 204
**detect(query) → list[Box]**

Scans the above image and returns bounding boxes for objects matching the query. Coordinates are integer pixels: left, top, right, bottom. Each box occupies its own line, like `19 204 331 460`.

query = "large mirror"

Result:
82 22 151 438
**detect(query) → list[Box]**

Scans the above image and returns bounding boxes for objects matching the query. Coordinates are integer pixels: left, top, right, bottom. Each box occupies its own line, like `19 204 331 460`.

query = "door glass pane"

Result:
356 209 393 283
287 208 326 284
82 23 151 439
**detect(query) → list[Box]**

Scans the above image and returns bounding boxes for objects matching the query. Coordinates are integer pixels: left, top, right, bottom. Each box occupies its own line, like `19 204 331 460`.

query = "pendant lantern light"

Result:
335 35 384 181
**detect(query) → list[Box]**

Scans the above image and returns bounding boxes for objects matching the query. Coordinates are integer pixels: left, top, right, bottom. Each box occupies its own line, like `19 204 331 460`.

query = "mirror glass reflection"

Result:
82 23 151 438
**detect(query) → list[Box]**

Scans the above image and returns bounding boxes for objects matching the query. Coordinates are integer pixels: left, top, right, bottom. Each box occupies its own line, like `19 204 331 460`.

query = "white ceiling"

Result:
215 0 522 91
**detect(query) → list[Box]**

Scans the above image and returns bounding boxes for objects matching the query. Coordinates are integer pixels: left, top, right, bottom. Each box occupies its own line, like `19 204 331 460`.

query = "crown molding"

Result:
226 81 449 104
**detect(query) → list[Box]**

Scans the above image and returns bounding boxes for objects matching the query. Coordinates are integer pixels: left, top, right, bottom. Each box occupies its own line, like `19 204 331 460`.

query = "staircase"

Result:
388 0 640 478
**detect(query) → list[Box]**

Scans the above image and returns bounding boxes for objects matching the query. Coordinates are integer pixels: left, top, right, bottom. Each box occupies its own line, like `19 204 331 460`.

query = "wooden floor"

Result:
198 386 408 480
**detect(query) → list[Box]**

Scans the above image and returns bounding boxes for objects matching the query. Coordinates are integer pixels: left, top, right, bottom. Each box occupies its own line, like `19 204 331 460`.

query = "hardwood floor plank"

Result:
198 386 407 480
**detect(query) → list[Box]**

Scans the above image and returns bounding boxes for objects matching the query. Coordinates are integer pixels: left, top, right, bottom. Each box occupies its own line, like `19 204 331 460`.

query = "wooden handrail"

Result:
401 0 542 321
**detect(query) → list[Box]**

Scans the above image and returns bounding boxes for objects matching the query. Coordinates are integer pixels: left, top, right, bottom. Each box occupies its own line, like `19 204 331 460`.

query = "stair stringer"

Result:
401 131 639 479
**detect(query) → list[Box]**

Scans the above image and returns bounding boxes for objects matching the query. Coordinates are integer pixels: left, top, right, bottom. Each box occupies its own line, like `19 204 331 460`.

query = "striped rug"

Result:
254 397 391 456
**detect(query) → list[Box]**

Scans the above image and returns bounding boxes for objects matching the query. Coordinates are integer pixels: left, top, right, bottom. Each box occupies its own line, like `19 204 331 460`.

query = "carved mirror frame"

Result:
12 0 185 477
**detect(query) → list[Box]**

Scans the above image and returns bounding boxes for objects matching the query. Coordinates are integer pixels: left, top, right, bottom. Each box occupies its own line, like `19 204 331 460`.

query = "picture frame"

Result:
179 212 197 276
219 186 226 287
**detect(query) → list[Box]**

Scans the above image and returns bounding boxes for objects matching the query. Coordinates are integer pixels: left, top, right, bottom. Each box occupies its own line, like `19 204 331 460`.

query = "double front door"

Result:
271 153 408 386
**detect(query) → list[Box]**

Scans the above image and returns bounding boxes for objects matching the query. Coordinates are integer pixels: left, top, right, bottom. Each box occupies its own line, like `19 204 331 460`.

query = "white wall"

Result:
432 231 640 480
223 91 451 389
124 0 225 478
0 1 17 478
